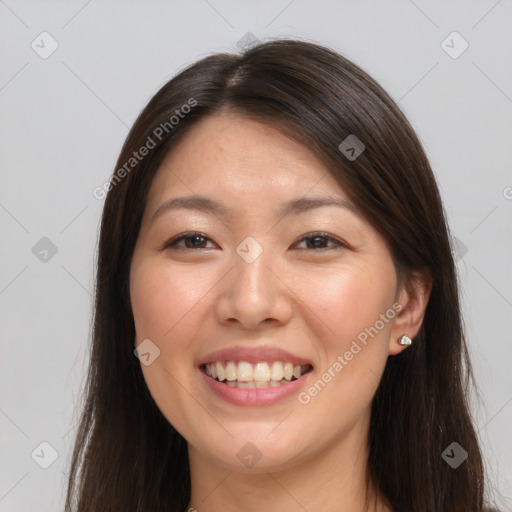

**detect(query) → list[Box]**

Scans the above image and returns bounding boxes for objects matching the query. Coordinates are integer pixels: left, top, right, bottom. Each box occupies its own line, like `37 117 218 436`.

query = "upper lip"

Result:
197 345 313 367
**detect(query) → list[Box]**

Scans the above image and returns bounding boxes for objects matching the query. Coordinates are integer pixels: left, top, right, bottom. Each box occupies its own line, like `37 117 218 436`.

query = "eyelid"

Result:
293 232 346 249
160 232 215 251
161 231 348 251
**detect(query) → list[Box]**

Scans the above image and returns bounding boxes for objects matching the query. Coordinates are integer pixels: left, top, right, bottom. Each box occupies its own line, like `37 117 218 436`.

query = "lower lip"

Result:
198 367 313 406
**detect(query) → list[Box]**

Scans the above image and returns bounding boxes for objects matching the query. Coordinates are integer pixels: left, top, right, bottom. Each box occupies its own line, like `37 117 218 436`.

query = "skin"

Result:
129 110 431 512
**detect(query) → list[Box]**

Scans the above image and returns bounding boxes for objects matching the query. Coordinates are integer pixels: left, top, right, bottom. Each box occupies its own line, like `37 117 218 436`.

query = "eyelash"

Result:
161 231 347 252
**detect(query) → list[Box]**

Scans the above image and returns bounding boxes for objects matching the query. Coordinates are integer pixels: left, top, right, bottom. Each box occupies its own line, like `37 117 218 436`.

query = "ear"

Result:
388 270 432 356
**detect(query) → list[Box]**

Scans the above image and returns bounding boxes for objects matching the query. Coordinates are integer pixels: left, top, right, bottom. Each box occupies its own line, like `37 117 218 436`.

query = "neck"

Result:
186 416 391 512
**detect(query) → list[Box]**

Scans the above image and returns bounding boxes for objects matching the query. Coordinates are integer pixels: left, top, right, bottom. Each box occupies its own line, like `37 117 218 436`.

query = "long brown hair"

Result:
65 38 487 511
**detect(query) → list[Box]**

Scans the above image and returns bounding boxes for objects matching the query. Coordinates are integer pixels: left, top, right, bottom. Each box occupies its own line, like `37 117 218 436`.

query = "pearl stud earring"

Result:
398 335 412 345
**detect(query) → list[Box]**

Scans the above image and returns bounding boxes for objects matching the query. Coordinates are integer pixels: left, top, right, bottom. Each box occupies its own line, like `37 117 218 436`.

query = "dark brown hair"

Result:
65 38 488 511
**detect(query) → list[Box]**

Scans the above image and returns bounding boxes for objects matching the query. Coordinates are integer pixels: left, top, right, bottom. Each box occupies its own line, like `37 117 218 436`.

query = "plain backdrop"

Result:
0 1 511 510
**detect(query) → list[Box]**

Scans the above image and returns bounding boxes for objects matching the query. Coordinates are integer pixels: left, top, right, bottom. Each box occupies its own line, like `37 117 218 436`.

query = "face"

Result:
129 110 411 473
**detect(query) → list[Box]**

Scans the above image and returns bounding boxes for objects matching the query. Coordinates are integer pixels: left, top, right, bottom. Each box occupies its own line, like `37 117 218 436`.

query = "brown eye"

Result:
161 231 346 252
163 232 216 251
294 232 345 250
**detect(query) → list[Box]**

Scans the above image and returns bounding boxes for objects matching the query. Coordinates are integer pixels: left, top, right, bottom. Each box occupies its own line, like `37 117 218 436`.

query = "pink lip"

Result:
196 345 313 366
196 345 314 407
197 366 313 407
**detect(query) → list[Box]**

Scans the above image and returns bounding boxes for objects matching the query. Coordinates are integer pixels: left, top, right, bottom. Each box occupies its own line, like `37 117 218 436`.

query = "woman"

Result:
65 39 490 511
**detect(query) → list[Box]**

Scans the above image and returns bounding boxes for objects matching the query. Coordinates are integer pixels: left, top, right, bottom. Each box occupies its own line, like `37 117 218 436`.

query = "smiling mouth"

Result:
200 361 313 388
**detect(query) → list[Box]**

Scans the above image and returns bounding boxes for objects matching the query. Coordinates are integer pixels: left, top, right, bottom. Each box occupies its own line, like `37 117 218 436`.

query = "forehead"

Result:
146 111 352 214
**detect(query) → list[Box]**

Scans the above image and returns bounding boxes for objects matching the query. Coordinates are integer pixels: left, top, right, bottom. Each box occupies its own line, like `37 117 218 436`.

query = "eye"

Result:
162 232 216 251
161 231 345 252
293 232 345 250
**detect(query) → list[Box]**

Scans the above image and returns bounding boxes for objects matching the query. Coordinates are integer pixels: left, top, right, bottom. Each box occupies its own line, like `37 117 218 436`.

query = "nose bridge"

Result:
233 234 275 302
215 234 290 328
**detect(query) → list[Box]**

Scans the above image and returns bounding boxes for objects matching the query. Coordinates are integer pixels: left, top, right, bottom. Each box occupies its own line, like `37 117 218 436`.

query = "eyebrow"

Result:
151 194 358 224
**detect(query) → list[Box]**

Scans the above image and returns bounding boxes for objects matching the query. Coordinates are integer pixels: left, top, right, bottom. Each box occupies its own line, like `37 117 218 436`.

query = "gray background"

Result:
1 1 511 510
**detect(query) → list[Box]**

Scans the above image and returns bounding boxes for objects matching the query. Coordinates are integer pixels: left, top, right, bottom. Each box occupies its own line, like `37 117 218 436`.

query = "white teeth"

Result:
270 361 284 381
203 360 311 384
216 362 225 381
283 362 293 381
225 361 237 381
238 362 253 381
253 362 270 382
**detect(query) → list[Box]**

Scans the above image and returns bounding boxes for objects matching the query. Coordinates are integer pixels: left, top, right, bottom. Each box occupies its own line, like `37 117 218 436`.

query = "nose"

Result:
213 242 293 330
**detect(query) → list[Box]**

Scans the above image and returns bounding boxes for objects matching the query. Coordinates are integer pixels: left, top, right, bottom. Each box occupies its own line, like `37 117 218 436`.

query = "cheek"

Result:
130 260 215 343
294 262 396 418
130 259 217 438
301 262 396 347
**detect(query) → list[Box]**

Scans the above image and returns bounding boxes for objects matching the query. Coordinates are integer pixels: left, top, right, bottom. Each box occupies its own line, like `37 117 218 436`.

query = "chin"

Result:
195 427 311 473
